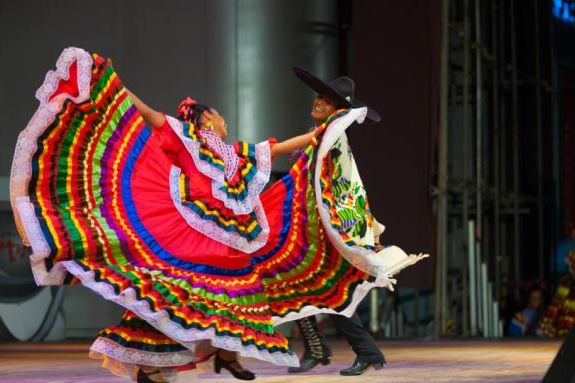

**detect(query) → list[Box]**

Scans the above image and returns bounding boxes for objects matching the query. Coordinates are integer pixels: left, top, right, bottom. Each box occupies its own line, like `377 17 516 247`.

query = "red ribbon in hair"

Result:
177 97 198 123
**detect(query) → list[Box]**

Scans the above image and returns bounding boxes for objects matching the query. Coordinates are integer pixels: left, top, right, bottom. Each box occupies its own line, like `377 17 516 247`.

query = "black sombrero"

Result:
293 66 381 123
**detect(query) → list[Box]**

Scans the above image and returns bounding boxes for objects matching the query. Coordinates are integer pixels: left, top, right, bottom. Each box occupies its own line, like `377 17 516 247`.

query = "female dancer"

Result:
10 47 426 382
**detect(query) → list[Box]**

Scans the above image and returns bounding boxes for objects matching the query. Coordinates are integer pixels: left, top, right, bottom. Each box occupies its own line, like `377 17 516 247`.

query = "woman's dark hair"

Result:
176 97 213 127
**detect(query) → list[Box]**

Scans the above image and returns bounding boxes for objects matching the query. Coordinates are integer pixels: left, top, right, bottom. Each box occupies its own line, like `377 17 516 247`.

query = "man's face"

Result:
311 94 338 125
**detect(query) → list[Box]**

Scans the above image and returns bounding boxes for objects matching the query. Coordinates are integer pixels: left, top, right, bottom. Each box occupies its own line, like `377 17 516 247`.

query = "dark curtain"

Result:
349 0 441 289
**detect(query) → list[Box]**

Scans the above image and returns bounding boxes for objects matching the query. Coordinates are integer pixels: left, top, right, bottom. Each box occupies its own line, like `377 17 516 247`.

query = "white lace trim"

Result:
312 108 428 285
60 261 300 368
165 116 272 216
10 47 93 271
89 349 180 382
169 166 270 253
18 195 69 285
199 130 240 181
272 274 389 326
90 337 196 367
35 47 93 112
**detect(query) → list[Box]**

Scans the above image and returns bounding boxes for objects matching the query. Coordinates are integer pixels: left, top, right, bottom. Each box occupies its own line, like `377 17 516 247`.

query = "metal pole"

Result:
414 289 420 337
493 300 500 337
476 239 483 334
475 0 483 281
510 0 521 301
468 220 478 336
534 0 545 281
486 280 493 337
550 0 561 284
499 0 509 305
481 263 488 337
491 0 501 304
435 0 450 339
473 0 484 333
463 0 472 336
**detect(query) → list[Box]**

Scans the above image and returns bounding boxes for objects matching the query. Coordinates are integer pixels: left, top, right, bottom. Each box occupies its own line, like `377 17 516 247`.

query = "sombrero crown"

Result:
293 66 381 123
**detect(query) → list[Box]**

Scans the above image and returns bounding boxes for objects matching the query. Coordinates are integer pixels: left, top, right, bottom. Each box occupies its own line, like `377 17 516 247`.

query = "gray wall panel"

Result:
0 0 338 176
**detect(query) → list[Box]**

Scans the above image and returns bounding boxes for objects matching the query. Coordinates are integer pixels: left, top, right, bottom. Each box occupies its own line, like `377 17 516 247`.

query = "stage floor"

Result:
0 339 561 382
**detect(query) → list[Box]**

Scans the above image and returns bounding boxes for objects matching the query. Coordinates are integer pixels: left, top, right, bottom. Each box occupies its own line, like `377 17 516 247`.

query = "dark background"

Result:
349 0 440 290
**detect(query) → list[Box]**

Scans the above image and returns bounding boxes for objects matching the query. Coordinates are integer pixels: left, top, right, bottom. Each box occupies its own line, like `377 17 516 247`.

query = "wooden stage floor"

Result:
0 339 562 383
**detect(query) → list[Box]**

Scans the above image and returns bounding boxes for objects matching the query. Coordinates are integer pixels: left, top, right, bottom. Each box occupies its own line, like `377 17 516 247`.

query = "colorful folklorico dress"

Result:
10 47 426 379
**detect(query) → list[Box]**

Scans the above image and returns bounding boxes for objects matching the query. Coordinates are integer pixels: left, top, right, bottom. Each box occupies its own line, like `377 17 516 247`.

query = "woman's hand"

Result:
126 89 166 128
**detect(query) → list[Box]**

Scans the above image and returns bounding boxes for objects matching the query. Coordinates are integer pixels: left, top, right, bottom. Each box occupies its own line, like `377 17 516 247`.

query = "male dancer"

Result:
288 67 386 376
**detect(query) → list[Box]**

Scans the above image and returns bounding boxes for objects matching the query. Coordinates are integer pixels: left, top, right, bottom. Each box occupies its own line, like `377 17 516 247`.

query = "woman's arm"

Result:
271 130 316 158
126 89 166 128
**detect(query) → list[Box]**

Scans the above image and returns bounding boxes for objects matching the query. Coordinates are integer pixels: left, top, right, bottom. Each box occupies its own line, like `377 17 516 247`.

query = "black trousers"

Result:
297 313 384 364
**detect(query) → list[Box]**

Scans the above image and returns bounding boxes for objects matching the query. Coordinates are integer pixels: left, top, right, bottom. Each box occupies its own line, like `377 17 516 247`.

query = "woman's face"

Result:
200 109 228 140
311 94 337 125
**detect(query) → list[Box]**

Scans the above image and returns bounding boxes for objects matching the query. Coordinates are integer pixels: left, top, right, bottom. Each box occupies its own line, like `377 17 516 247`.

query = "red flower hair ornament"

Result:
177 97 198 124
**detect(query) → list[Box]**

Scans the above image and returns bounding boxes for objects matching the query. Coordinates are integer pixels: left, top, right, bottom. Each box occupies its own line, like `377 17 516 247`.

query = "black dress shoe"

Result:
339 359 385 376
137 368 167 383
287 355 331 373
214 353 256 380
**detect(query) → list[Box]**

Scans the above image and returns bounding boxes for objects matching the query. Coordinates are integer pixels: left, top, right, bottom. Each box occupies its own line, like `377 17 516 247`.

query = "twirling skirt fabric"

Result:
10 47 426 374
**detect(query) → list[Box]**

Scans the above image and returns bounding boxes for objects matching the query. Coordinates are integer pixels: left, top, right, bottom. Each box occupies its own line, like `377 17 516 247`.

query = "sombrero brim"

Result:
353 98 381 123
293 66 381 123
